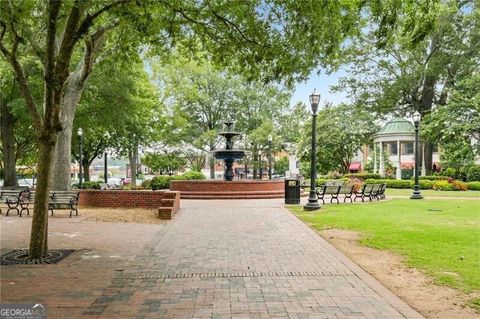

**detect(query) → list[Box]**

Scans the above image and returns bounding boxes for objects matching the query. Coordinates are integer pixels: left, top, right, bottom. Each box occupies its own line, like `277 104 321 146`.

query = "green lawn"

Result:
385 188 480 198
289 199 480 295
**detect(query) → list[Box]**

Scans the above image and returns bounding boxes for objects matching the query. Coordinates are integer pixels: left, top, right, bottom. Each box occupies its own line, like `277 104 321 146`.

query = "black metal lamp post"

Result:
304 89 321 211
410 111 423 199
268 134 273 180
104 132 110 184
104 153 108 184
77 128 83 188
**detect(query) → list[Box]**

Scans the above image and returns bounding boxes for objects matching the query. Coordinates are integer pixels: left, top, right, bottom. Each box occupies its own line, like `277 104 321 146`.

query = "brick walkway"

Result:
1 199 424 318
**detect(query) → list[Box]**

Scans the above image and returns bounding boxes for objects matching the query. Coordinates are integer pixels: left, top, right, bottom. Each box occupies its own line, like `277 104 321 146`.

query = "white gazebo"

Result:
373 118 426 179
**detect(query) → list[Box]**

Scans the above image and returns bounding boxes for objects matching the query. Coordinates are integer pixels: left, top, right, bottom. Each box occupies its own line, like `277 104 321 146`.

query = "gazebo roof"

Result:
375 118 414 136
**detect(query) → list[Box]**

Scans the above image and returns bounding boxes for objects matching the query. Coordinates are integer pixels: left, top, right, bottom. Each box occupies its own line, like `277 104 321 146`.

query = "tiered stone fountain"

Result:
212 120 245 181
169 120 285 199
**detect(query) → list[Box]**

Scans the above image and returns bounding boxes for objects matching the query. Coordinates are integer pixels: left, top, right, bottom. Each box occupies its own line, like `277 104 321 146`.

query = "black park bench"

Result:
20 190 80 217
316 185 355 204
354 184 385 202
0 189 28 216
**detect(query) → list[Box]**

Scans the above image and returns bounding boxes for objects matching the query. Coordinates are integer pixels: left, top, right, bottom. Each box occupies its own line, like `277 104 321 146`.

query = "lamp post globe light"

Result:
268 134 273 180
304 89 321 211
77 128 83 188
410 111 423 199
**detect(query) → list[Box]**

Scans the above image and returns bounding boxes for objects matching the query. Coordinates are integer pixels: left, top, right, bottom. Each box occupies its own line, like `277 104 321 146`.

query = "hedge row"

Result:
342 173 382 180
418 175 449 181
466 181 480 191
363 179 474 191
73 181 103 189
144 171 206 190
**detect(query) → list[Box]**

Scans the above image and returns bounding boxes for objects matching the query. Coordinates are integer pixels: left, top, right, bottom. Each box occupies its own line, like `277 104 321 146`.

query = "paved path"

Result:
1 199 423 318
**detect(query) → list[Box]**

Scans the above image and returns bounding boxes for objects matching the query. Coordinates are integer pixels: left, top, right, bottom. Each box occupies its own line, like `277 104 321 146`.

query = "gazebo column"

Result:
421 142 426 176
396 140 402 180
379 141 385 177
373 143 377 174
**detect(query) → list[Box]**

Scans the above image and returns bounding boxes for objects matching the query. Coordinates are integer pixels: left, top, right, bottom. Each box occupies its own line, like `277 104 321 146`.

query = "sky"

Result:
290 68 350 108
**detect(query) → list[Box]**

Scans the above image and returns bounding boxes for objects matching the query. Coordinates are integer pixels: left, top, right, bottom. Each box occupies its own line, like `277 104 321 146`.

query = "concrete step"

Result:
158 207 175 219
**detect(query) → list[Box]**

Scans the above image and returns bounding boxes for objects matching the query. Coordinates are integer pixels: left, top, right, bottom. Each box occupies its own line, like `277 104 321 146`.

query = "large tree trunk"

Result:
0 100 18 188
259 153 263 180
51 30 108 191
128 143 138 188
28 136 56 259
418 73 436 175
424 143 434 175
52 78 85 191
253 154 258 179
208 144 215 179
82 161 91 182
209 156 215 179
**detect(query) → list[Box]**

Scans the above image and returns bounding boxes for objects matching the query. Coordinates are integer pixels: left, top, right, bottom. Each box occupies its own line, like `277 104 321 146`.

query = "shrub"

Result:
365 179 412 189
442 167 456 178
141 179 152 189
16 167 37 178
150 175 172 190
316 179 345 186
451 180 468 191
326 172 343 179
344 173 382 180
347 178 363 192
418 180 434 189
432 180 454 191
181 171 206 180
73 181 102 189
466 165 480 182
418 175 449 181
467 182 480 191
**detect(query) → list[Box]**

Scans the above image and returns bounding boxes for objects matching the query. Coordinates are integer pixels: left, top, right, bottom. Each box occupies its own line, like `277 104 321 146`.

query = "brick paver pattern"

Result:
1 199 424 318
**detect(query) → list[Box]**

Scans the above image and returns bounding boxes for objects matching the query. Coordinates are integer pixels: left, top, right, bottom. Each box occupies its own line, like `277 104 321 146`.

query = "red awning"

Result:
349 163 361 171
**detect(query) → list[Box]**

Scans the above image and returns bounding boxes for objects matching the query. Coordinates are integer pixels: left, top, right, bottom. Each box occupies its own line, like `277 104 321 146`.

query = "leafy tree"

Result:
153 56 292 178
298 104 377 174
141 152 186 175
334 1 480 173
0 59 39 187
423 74 480 170
274 156 289 176
72 56 159 184
0 0 441 260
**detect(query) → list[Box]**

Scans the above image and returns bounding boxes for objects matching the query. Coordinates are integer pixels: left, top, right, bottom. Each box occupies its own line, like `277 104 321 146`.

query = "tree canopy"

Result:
0 0 455 259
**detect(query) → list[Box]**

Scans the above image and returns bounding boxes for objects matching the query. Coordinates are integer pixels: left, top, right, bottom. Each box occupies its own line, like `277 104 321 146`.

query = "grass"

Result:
385 188 480 197
288 199 480 293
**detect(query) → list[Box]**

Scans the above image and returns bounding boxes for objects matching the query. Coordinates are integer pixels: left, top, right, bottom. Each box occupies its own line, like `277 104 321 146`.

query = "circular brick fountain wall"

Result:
170 180 285 199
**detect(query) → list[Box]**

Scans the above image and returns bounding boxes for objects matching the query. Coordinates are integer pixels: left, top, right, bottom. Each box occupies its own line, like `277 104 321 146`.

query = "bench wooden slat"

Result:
0 189 28 216
19 190 79 217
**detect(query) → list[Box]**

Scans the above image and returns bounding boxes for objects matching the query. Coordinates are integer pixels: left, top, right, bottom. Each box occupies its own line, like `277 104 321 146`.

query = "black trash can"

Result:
285 179 300 204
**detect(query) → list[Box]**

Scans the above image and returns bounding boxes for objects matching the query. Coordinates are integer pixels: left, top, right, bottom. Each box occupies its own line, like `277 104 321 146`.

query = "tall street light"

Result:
77 128 83 188
304 89 321 211
268 134 273 180
104 152 108 184
410 111 423 199
104 132 110 184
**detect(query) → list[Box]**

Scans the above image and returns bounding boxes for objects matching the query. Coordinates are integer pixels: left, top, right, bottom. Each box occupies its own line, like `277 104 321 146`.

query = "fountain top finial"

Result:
224 120 235 132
